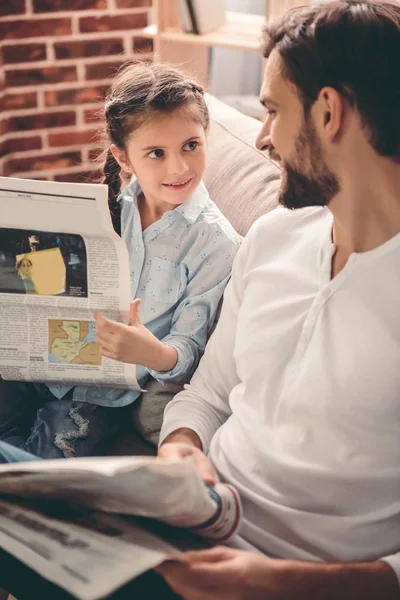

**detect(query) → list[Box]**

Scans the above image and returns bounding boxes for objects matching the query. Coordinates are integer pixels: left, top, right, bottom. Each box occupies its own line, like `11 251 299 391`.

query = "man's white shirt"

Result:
160 206 400 582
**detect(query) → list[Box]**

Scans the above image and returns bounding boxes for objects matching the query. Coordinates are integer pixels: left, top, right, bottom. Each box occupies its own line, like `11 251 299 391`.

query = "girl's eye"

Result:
183 140 198 152
267 109 276 117
148 149 164 159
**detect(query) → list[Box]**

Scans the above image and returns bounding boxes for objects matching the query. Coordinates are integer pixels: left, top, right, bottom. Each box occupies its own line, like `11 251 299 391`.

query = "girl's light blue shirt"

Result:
48 179 241 406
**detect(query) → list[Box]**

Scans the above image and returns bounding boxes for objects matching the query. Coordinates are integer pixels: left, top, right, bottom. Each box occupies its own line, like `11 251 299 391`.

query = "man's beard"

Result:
279 118 340 210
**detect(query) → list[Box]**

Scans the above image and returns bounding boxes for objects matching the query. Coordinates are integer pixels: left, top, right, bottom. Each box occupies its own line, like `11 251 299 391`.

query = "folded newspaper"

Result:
0 456 242 599
0 175 141 389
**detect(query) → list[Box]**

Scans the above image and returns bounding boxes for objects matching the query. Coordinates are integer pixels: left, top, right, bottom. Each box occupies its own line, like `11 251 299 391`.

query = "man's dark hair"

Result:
262 0 400 161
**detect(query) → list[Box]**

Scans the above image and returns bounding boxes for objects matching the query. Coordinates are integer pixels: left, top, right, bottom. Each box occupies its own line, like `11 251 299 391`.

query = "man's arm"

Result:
158 234 249 453
294 559 399 600
157 274 242 485
156 547 400 600
157 238 250 490
161 428 203 450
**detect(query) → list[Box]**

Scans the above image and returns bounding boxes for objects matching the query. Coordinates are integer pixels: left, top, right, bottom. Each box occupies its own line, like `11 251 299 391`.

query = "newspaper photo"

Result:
0 175 141 390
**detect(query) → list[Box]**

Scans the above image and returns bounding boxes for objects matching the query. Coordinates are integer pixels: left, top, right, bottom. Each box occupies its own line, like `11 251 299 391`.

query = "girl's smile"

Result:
162 177 193 190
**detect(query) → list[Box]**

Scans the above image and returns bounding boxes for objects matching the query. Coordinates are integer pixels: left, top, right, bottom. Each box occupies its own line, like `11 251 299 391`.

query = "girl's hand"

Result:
94 300 178 371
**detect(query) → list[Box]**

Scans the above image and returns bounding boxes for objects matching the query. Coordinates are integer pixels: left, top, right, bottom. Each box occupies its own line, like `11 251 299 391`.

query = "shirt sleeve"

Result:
148 226 241 384
159 232 249 451
380 553 400 589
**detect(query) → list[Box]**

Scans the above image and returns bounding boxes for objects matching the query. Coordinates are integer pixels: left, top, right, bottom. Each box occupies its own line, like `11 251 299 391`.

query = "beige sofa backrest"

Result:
204 94 280 237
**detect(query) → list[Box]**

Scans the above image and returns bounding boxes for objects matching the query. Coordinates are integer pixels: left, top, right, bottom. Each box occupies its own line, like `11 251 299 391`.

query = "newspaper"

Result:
0 455 241 531
0 498 178 600
0 175 141 390
0 456 242 599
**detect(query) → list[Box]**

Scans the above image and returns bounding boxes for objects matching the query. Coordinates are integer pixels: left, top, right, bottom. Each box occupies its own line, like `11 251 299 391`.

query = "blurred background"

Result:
0 0 306 183
0 0 154 183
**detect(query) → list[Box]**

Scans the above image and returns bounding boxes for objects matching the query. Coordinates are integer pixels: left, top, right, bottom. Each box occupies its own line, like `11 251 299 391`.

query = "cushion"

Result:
131 379 187 447
204 94 281 236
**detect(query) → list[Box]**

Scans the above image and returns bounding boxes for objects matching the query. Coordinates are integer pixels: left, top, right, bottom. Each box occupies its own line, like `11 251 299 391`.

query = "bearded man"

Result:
156 1 400 598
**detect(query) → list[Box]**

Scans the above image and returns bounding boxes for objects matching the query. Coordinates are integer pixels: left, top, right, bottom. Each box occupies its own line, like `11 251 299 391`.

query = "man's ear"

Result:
316 87 345 143
110 144 135 176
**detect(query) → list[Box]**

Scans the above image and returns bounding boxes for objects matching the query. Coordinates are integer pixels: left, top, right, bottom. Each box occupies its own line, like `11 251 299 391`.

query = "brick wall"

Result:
0 0 153 183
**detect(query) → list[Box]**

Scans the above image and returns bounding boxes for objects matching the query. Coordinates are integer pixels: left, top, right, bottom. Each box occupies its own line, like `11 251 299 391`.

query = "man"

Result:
155 0 400 598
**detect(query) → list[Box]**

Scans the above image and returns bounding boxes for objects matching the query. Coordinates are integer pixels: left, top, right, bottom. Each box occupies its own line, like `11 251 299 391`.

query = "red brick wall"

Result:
0 0 153 182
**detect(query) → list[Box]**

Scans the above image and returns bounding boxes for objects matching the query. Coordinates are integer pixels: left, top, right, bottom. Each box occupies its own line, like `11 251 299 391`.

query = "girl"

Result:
0 62 241 459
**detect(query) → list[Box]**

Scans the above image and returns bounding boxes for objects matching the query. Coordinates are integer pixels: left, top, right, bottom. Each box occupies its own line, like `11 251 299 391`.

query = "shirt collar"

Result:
117 178 141 207
118 178 209 225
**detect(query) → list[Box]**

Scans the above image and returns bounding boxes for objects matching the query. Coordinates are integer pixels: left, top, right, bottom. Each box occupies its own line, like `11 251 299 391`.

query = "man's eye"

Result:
148 149 164 159
183 141 198 151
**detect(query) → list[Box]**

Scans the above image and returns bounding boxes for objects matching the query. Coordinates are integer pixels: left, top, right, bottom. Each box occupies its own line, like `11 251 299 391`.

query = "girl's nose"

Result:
168 154 188 176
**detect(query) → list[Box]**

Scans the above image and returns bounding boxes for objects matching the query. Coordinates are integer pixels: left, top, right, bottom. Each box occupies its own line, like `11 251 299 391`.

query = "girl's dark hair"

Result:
262 0 400 161
100 62 209 234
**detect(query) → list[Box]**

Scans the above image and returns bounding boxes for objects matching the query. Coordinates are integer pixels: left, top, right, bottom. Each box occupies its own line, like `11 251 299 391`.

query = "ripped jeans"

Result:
0 380 127 459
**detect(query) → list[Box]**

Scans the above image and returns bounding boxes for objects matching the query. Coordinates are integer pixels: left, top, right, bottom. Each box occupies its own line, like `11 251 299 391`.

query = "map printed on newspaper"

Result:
0 175 142 390
0 456 242 600
48 319 101 366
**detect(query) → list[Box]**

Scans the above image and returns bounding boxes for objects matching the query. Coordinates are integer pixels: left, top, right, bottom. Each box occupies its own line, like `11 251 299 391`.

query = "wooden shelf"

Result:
143 1 309 88
141 12 265 52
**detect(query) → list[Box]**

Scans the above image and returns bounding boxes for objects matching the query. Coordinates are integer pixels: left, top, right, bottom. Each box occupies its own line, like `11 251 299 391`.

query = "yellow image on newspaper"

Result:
16 247 66 296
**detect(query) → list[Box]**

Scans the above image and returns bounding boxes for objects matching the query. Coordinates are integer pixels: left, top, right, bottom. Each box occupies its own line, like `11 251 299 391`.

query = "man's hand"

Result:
155 547 287 600
158 435 216 486
155 547 400 600
94 299 177 371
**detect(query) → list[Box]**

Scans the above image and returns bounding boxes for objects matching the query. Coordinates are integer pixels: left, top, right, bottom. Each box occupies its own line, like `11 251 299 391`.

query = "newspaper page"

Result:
0 175 141 390
0 456 241 534
0 498 177 600
0 458 243 598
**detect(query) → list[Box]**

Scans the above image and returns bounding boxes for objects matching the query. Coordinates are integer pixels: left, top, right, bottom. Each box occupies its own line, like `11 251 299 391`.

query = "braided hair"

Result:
102 149 122 234
101 62 210 235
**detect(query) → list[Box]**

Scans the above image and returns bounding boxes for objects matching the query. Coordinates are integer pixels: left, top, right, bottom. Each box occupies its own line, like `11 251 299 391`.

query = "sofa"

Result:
107 93 281 457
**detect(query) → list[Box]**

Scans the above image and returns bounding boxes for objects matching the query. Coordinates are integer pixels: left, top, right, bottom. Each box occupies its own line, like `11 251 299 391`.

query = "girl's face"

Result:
112 105 207 214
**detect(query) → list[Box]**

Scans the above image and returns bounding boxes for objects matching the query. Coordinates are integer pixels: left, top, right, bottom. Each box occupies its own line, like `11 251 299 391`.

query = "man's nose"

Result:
255 130 272 152
255 119 272 152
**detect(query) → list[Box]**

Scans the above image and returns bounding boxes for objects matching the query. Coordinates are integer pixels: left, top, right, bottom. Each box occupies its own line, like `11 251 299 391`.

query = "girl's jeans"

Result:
0 380 126 459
